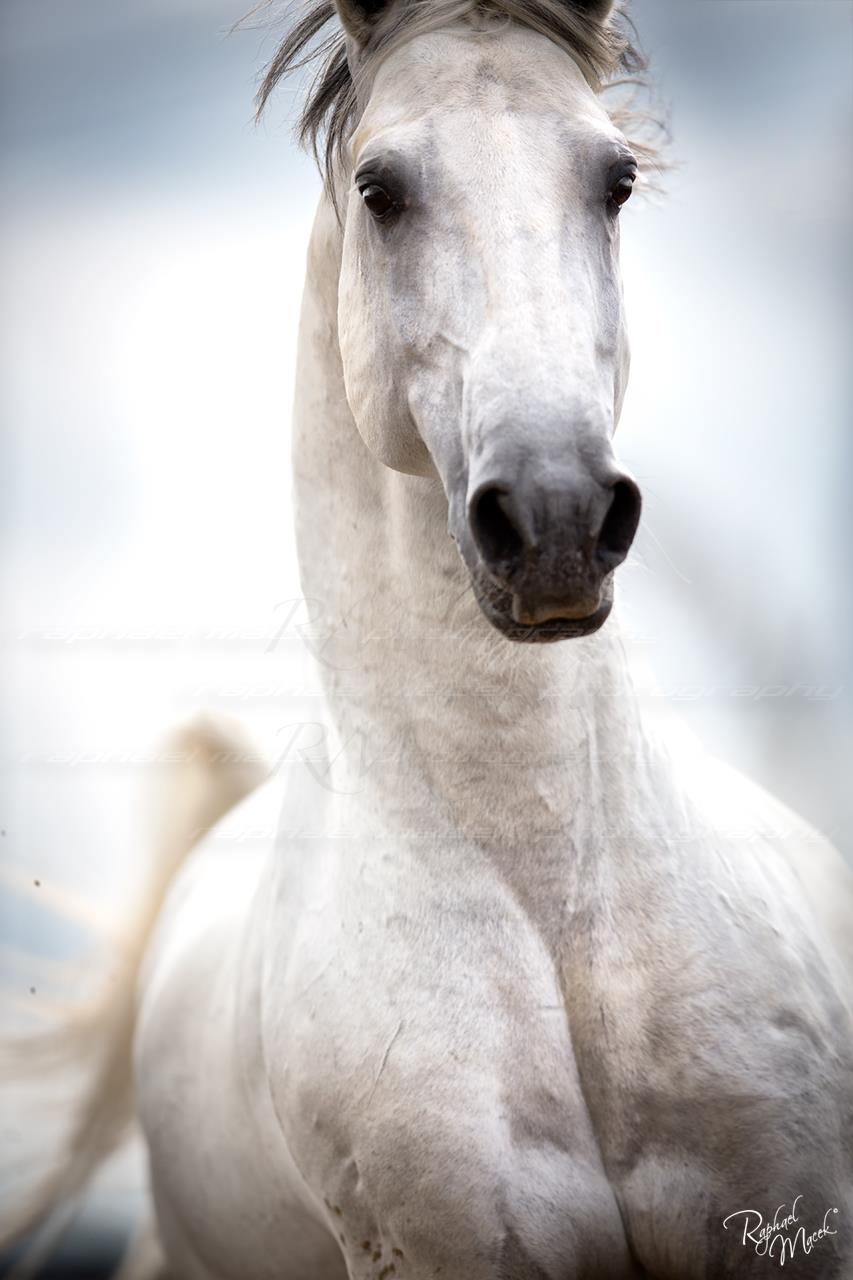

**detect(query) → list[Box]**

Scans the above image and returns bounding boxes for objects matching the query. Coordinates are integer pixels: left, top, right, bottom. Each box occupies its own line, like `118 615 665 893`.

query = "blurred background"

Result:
1 0 851 1271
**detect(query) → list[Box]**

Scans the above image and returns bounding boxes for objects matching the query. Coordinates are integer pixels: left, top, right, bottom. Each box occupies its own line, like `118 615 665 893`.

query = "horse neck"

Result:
291 194 659 861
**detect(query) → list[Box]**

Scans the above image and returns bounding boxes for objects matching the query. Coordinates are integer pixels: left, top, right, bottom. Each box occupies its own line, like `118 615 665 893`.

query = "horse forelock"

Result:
248 0 666 197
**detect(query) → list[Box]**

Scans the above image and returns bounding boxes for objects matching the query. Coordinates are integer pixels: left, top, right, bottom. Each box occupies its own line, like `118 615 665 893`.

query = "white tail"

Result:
0 714 268 1267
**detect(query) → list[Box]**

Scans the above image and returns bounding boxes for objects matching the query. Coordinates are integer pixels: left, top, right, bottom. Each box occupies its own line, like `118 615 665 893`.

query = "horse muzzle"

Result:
459 453 641 643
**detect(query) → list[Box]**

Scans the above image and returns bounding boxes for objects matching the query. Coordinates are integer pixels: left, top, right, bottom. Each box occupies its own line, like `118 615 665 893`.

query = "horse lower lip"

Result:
511 594 598 624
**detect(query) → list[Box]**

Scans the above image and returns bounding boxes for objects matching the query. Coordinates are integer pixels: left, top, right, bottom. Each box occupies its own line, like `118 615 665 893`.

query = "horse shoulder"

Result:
593 745 853 1277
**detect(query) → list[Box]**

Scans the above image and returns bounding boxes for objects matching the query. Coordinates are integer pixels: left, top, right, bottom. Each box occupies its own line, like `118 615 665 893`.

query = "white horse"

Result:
3 0 852 1276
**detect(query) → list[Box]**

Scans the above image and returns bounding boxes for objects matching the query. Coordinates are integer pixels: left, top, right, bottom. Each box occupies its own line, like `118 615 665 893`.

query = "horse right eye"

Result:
607 171 636 212
360 184 396 220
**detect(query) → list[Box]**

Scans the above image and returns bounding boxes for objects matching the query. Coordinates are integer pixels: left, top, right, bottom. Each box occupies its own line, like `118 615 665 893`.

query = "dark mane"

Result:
249 0 664 193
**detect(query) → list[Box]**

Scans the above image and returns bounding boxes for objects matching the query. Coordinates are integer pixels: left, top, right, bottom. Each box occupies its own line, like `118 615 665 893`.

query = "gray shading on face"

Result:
339 23 641 642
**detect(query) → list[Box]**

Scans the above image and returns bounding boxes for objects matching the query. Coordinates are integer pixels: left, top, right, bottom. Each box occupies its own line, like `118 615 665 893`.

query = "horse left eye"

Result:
609 175 635 209
360 184 396 220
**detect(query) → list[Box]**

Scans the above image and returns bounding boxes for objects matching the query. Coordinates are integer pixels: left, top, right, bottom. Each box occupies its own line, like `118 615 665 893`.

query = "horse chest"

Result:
262 873 644 1278
140 824 850 1279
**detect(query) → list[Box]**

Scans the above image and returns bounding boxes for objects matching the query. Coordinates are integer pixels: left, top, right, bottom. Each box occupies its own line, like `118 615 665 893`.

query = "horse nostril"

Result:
595 477 642 571
469 485 527 569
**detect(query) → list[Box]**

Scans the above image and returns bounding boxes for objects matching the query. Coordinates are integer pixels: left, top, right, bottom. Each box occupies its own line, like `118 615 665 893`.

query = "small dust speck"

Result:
33 879 41 888
29 987 36 995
